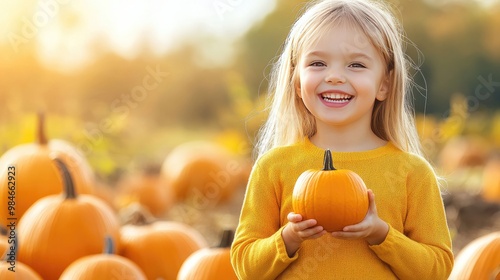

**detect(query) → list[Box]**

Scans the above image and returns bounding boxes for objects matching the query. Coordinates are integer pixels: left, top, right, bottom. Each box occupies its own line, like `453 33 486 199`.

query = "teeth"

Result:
321 93 352 102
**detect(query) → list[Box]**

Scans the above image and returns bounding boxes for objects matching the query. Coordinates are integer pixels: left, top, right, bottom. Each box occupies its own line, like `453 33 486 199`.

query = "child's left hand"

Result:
331 189 389 245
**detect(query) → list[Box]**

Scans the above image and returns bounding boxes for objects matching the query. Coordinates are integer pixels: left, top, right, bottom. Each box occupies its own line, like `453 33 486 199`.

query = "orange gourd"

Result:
0 113 94 227
482 156 500 203
178 229 238 280
92 180 119 211
0 237 43 280
116 165 174 216
438 136 488 173
161 141 245 206
292 149 369 232
119 208 208 280
17 157 120 280
60 236 147 280
0 260 42 280
449 231 500 280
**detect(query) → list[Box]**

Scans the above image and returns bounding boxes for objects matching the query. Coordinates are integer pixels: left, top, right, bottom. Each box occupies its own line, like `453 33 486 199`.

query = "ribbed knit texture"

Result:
231 138 453 279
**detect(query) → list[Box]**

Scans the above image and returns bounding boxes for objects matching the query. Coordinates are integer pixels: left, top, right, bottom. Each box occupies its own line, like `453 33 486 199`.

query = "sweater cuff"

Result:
275 226 300 263
369 224 403 256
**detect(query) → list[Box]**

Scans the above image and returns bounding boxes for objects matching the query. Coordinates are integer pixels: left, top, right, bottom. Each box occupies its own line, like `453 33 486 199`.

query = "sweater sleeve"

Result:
230 157 297 280
369 159 454 279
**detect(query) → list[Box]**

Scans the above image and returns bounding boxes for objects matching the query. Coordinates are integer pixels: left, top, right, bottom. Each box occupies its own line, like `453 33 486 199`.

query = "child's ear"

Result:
376 73 390 101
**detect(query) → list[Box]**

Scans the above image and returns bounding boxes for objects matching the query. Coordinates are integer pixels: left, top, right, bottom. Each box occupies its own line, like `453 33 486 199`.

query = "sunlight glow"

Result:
1 0 276 72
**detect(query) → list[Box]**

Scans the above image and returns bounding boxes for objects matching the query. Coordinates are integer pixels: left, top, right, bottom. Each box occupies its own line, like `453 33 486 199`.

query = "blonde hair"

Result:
255 0 423 158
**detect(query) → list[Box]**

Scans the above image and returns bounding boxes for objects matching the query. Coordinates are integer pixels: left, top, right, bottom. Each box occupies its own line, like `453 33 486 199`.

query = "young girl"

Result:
230 0 454 279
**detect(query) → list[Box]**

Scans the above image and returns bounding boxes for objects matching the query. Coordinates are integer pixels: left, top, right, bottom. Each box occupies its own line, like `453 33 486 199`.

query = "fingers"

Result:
286 212 325 241
367 189 374 200
287 212 303 223
342 222 368 232
367 189 378 214
332 190 375 238
333 222 370 239
291 218 319 233
296 225 325 240
308 228 327 239
287 212 321 231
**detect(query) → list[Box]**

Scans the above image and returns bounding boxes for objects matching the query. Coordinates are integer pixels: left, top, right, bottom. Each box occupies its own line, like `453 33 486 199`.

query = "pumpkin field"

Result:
1 0 500 279
0 105 499 279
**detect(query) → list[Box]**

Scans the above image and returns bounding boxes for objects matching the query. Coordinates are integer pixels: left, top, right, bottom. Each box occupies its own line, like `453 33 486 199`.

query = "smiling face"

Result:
296 22 389 135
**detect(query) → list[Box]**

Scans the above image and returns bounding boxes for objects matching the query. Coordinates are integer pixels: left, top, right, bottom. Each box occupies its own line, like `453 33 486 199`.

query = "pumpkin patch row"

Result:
0 113 94 228
2 113 499 279
0 113 246 279
1 155 237 279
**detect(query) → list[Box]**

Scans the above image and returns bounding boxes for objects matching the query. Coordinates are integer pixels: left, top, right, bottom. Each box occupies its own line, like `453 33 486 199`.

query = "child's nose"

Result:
324 67 346 84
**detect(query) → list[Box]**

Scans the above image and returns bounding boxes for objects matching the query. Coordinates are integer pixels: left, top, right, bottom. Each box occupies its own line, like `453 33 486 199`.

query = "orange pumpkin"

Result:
60 236 147 280
18 157 120 280
92 180 119 211
0 234 43 280
119 212 208 280
0 261 42 280
449 231 500 280
115 165 174 216
292 149 369 232
0 255 42 280
438 136 488 173
0 113 94 227
482 156 500 203
178 229 238 280
0 227 7 258
160 141 245 206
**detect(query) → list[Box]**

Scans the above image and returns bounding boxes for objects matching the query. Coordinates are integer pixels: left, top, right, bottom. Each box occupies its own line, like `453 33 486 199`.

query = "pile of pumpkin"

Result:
2 113 500 279
0 114 248 279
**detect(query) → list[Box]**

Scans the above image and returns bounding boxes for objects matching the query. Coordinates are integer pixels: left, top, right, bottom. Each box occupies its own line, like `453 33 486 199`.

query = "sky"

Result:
0 0 277 72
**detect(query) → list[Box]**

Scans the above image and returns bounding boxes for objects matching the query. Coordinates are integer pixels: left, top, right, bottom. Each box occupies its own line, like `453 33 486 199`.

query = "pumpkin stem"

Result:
53 157 77 199
218 229 234 248
103 235 115 255
323 149 336 171
143 163 161 176
120 203 156 226
37 111 48 145
0 226 6 236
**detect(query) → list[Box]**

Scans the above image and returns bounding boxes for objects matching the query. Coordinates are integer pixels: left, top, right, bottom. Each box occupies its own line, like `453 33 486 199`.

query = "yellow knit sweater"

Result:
231 138 453 279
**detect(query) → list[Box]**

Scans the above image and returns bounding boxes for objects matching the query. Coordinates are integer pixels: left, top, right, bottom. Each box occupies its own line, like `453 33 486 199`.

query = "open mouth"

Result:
321 93 353 103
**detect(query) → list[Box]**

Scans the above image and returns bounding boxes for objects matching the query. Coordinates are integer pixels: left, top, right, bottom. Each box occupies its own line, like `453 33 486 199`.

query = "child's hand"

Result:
331 189 389 245
282 212 326 257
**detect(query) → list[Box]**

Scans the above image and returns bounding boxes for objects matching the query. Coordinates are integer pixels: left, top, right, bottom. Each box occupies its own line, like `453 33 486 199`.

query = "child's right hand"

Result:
282 212 326 257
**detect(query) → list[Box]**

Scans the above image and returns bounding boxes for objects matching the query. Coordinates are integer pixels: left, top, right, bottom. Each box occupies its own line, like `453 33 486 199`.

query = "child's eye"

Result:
349 63 366 68
310 61 326 67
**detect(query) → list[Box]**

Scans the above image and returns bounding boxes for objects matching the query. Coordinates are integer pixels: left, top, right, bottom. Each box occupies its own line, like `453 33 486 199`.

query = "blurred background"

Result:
1 0 500 258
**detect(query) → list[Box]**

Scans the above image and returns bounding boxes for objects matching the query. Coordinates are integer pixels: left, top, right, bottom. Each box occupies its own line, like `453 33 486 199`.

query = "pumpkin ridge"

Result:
306 173 317 222
341 175 348 228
